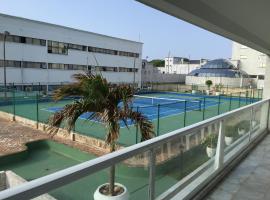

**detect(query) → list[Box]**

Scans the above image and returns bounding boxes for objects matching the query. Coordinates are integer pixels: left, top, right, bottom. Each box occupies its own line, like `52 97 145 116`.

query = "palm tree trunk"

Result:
109 143 116 196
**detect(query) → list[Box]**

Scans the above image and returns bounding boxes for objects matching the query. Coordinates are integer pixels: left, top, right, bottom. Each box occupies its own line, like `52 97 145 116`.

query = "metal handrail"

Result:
0 98 268 200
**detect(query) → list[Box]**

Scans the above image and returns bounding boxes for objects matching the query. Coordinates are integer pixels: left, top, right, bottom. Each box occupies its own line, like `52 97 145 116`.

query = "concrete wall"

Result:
185 76 250 87
0 13 142 86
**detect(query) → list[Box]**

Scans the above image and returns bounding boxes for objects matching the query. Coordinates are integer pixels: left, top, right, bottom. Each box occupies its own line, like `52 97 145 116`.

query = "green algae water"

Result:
0 140 207 199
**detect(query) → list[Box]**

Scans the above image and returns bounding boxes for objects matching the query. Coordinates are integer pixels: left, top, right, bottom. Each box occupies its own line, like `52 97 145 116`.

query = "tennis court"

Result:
0 90 260 146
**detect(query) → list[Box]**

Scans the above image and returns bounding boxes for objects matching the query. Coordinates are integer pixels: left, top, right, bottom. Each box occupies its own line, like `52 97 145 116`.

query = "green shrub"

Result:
237 120 250 132
225 126 238 137
201 133 218 148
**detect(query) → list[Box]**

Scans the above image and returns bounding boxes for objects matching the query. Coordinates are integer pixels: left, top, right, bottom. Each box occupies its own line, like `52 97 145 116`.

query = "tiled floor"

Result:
207 133 270 200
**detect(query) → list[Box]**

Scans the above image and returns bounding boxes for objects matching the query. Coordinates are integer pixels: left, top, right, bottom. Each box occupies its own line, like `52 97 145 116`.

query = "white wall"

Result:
185 76 250 87
0 13 142 86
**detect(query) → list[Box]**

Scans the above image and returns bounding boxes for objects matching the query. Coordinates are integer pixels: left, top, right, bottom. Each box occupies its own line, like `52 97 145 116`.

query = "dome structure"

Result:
188 59 247 78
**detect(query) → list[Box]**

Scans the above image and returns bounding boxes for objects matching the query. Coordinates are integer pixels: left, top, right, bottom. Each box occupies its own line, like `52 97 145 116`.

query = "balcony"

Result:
0 98 268 200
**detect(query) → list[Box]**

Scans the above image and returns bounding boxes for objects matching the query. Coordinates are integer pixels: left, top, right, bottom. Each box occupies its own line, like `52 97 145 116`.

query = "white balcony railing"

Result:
0 99 269 200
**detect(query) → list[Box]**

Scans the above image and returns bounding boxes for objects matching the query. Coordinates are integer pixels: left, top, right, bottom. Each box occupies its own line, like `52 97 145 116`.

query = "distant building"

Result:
162 57 208 74
0 13 142 92
232 42 268 88
186 59 250 87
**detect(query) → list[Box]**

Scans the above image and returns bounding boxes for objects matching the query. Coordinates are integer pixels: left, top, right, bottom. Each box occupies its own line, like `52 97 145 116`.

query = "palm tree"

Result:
48 72 155 196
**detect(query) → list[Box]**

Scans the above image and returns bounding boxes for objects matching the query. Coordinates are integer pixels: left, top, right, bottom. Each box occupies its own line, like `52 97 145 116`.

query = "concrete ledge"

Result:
0 171 56 200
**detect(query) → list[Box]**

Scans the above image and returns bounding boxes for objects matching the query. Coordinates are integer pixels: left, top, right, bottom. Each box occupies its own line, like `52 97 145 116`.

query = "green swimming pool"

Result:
0 140 208 199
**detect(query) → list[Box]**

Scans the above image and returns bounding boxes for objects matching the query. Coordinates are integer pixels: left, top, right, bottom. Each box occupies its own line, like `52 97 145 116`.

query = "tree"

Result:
48 72 155 196
149 59 165 67
205 80 213 90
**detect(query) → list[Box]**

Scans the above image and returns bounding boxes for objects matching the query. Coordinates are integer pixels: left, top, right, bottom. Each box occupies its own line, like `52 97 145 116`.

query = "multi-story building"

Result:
0 13 142 92
162 56 207 74
232 42 268 88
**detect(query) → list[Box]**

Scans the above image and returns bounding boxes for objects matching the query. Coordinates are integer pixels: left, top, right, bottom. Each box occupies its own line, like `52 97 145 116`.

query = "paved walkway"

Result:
207 133 270 200
0 118 48 156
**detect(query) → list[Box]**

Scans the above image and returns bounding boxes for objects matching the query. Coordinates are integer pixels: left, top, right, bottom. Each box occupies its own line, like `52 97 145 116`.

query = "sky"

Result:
0 0 232 60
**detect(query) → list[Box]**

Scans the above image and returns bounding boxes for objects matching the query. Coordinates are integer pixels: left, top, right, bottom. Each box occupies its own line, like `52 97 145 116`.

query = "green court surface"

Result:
0 140 208 199
0 92 258 146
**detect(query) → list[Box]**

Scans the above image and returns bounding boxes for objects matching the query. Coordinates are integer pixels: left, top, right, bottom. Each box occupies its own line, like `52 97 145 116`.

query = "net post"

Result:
157 104 160 136
12 89 15 121
36 93 39 129
184 100 187 127
203 97 206 120
135 106 139 143
198 99 202 111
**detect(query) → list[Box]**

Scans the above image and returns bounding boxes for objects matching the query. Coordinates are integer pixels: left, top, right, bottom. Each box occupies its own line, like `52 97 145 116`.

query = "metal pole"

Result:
229 93 232 111
218 95 221 115
3 31 10 99
36 94 39 129
238 92 241 107
12 89 15 121
184 100 187 127
203 97 206 120
136 106 139 143
157 104 160 136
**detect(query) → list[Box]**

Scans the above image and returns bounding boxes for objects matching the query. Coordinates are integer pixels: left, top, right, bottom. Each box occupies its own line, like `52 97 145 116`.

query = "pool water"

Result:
0 140 207 199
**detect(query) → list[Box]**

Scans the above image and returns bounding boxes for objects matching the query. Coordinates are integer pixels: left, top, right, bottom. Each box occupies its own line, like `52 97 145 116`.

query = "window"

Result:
88 46 118 55
240 55 248 59
258 75 265 80
68 43 87 51
118 51 139 58
48 40 68 55
48 63 87 70
118 67 138 72
0 33 46 46
0 60 21 68
22 61 46 69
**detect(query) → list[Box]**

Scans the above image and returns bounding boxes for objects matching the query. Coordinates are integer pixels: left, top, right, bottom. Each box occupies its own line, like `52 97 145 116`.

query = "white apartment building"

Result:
232 42 268 88
0 14 142 92
162 56 207 74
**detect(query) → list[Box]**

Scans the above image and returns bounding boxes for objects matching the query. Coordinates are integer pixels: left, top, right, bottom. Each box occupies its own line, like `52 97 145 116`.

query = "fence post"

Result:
184 100 187 127
148 149 156 200
203 97 206 120
238 92 241 107
157 104 160 136
136 106 139 143
229 93 232 111
245 90 248 105
217 95 221 115
36 94 39 129
12 89 15 121
215 120 225 170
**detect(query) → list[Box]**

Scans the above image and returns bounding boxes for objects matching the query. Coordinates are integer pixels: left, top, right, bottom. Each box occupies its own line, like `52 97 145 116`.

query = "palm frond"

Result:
119 109 155 141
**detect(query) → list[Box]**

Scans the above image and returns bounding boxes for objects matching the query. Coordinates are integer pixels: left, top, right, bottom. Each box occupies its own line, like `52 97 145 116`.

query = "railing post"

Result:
148 149 156 200
214 120 225 170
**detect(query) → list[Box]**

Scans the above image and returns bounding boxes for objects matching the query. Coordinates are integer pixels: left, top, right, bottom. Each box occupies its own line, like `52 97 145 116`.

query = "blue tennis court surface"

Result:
43 94 220 128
